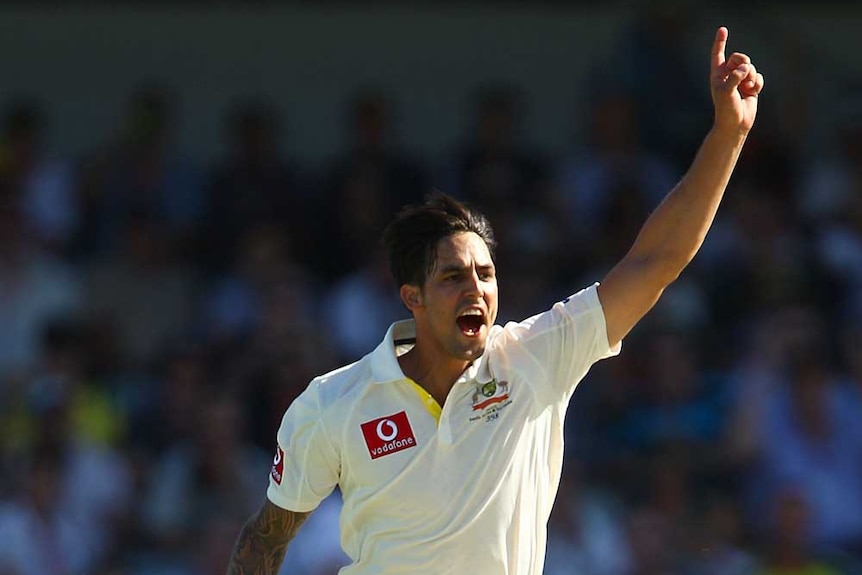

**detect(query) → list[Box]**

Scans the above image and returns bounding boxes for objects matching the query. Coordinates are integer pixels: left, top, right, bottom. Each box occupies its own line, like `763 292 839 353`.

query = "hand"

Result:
710 27 764 135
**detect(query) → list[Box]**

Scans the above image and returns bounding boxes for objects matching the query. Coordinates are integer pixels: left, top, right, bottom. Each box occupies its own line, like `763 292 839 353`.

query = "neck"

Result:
398 345 469 406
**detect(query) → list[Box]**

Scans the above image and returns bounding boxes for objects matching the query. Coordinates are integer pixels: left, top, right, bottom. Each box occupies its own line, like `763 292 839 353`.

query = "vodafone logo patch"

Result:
361 411 417 460
271 445 285 485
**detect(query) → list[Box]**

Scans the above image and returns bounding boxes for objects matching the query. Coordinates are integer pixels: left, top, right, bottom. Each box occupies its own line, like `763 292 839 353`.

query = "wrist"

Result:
709 122 749 146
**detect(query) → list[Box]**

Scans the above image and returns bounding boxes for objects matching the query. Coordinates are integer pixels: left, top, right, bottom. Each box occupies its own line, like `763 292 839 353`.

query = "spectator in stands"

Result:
805 122 862 320
141 393 268 571
0 190 82 375
450 85 553 282
203 98 306 274
324 250 403 362
752 489 843 575
77 83 202 260
0 454 101 575
199 224 328 450
316 90 427 281
687 495 757 575
452 84 548 215
625 504 679 575
0 377 132 573
132 343 211 455
617 332 727 456
552 90 677 274
0 97 78 254
202 223 320 347
607 3 712 167
83 211 197 365
544 464 631 575
754 347 862 553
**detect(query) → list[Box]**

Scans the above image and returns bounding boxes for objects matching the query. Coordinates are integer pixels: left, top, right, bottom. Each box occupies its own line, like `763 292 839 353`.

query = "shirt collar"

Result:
369 320 414 384
369 320 495 385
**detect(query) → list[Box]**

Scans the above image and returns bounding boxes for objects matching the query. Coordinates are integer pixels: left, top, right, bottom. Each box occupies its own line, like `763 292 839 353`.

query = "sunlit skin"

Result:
398 232 499 406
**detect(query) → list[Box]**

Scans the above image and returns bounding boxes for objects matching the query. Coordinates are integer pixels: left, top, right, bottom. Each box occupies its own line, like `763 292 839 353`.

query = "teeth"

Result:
460 309 483 317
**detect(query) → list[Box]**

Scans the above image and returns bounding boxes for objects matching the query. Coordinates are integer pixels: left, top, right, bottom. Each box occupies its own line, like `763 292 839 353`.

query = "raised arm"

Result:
597 26 764 347
226 499 310 575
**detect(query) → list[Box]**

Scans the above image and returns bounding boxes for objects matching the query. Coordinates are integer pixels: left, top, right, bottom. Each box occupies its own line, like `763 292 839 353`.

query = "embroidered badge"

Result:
469 379 512 423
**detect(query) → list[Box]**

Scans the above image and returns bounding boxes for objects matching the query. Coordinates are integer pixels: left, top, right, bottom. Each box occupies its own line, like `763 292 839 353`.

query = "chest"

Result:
341 375 534 496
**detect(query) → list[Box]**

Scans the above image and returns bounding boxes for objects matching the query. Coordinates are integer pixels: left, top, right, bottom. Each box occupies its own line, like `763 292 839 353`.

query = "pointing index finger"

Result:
712 26 728 71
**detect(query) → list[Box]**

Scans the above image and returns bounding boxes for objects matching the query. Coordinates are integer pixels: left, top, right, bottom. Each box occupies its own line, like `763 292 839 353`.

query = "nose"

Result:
464 268 484 297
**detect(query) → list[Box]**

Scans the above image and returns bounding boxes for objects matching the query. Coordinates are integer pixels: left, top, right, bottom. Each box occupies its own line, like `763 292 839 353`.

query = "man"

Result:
226 27 764 574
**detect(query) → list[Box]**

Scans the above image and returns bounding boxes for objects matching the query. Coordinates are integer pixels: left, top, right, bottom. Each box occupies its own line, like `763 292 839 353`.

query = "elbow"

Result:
641 251 689 288
660 256 688 284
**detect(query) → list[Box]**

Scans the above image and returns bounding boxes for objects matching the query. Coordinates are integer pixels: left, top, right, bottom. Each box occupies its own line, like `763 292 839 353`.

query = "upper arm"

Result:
268 383 340 512
598 254 678 349
501 284 620 405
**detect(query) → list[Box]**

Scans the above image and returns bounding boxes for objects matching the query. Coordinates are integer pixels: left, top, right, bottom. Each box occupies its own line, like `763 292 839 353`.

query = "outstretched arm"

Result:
226 499 311 575
597 26 764 348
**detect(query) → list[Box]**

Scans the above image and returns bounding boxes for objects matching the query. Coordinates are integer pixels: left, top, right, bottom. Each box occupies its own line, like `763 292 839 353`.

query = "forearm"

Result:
226 501 309 575
627 125 747 276
596 28 761 347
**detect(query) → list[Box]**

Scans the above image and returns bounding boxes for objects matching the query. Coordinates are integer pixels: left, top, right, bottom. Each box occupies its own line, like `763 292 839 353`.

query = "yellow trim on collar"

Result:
406 379 442 424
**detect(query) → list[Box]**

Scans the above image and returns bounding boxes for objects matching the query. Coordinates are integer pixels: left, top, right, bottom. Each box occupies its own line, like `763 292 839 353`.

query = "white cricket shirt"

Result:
267 283 620 574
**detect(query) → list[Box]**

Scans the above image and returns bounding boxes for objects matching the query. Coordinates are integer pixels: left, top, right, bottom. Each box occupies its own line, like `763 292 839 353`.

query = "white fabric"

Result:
268 284 619 575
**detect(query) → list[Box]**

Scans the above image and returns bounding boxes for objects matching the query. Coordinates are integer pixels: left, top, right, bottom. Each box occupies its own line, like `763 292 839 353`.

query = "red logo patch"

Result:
360 411 417 460
271 445 284 485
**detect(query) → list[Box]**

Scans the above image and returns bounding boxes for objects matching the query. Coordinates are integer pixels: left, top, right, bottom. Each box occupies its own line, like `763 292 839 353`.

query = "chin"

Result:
458 341 487 360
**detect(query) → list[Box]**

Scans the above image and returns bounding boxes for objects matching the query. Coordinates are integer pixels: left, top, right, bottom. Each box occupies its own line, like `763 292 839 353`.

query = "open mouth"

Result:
456 310 485 336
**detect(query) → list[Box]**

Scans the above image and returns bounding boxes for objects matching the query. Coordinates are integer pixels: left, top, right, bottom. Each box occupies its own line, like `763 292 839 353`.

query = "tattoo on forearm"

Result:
226 502 310 575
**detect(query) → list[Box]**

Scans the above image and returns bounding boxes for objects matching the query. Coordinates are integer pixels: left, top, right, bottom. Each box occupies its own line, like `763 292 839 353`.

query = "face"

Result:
403 232 499 362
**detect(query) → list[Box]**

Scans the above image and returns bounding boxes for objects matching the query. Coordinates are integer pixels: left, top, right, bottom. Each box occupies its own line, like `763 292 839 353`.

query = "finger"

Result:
726 52 752 70
725 63 749 90
711 26 728 72
751 74 763 96
741 62 758 90
754 73 765 94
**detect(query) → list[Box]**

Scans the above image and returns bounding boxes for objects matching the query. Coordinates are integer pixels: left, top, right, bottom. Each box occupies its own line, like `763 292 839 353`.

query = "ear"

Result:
400 284 423 312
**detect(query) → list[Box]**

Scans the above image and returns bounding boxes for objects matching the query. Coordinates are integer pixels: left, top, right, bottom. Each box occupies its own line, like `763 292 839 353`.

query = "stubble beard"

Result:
449 331 487 361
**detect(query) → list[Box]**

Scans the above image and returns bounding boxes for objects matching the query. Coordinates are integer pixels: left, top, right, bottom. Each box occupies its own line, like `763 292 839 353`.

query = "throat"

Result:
398 347 467 406
424 386 449 410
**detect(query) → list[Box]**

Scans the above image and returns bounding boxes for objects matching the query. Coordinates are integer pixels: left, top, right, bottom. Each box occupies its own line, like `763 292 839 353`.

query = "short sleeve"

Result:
497 283 620 406
266 382 340 513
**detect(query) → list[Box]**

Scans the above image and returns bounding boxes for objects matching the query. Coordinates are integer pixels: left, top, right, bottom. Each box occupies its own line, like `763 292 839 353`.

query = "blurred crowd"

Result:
1 11 861 575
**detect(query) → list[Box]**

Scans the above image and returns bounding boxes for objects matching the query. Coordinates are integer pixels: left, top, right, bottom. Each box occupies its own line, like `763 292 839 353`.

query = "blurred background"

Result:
0 1 860 574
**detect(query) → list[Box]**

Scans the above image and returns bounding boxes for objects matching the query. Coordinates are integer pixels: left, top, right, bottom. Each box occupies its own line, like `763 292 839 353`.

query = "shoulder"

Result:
490 284 604 345
304 354 376 412
274 356 377 450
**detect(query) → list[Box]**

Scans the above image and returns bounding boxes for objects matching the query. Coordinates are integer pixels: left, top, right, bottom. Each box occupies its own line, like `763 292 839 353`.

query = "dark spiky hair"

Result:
382 192 496 287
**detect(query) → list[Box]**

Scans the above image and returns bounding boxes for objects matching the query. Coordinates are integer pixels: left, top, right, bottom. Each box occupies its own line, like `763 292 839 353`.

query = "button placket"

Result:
438 379 474 445
438 403 453 444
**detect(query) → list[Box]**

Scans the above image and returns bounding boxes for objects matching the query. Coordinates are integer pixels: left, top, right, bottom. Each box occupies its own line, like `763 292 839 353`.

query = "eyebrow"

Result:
438 263 495 275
